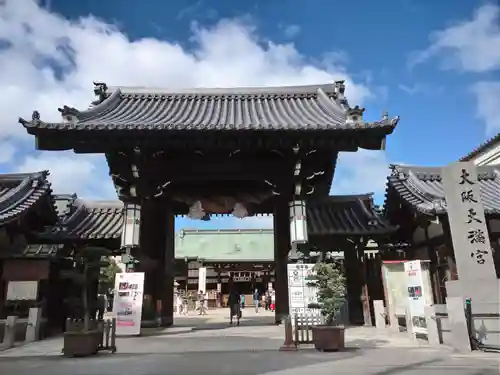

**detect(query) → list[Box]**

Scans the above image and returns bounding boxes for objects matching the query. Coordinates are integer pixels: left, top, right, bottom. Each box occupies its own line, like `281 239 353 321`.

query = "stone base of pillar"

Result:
141 319 158 328
160 316 173 327
275 313 286 325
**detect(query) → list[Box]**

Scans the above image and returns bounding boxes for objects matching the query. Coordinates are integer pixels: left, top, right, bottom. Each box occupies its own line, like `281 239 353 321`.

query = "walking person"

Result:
265 291 271 311
240 293 245 309
197 290 207 315
97 293 107 320
270 291 276 312
228 288 241 326
253 289 260 313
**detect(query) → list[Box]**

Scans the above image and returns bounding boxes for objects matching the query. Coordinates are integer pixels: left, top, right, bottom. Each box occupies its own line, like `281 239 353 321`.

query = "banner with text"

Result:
287 263 320 318
112 272 144 336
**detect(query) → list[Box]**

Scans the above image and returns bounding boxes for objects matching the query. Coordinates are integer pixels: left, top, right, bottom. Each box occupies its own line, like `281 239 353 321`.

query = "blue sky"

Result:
0 0 499 230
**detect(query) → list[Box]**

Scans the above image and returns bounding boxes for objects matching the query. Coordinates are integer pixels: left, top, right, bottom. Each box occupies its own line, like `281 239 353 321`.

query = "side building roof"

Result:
0 171 57 226
307 194 396 237
460 132 500 162
19 81 399 151
384 164 500 216
41 194 123 243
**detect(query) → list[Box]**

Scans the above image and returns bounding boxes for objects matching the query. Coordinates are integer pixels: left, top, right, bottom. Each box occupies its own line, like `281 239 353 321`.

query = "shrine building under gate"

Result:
19 81 399 326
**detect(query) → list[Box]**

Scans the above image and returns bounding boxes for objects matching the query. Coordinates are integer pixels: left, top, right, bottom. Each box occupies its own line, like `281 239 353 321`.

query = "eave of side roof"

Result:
384 164 500 215
0 171 57 226
307 194 397 236
46 197 123 241
460 132 500 161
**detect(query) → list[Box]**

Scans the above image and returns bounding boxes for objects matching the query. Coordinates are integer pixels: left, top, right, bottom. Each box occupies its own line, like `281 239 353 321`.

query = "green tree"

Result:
99 258 121 294
307 262 346 325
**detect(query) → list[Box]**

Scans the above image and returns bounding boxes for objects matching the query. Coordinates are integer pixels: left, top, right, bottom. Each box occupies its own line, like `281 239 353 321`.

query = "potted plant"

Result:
307 261 347 351
63 246 110 357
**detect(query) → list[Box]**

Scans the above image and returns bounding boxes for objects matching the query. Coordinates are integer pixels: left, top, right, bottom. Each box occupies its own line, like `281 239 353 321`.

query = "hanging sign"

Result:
112 272 144 336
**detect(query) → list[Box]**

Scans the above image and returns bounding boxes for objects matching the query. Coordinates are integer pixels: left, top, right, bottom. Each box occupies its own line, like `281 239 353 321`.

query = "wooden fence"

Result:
293 313 323 344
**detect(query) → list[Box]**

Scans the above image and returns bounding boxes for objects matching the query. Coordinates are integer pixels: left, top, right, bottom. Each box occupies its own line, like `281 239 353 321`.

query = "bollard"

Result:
3 316 18 349
104 320 111 349
424 305 441 346
25 307 42 343
373 300 386 329
110 318 117 353
279 315 297 351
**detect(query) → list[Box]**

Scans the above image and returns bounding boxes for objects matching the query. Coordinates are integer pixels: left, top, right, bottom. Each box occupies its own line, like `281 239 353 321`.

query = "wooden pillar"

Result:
357 243 372 326
158 200 175 326
344 241 362 324
139 200 157 305
139 199 174 326
424 224 439 304
273 199 290 324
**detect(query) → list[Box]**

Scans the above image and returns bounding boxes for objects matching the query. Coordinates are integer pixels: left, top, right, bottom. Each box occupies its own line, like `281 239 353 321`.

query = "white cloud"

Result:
15 152 116 199
0 142 15 164
472 81 500 135
331 150 390 203
410 4 500 72
0 0 387 226
282 24 301 39
410 4 500 134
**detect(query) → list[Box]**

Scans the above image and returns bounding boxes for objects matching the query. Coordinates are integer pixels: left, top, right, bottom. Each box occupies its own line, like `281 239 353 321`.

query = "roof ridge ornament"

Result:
91 81 108 106
346 105 365 126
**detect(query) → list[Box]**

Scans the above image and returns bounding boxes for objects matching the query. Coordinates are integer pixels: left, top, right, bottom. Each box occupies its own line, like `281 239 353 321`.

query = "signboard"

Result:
404 260 433 334
287 263 320 318
112 272 144 336
442 162 496 281
6 281 38 300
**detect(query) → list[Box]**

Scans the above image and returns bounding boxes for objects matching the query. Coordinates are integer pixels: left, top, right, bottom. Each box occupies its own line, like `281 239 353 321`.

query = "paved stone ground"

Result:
0 309 498 375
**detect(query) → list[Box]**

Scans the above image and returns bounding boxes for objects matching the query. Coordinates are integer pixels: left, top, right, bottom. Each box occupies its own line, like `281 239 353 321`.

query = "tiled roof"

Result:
0 244 65 259
0 171 57 226
307 195 397 236
47 195 123 240
19 82 399 133
460 133 500 161
385 164 500 215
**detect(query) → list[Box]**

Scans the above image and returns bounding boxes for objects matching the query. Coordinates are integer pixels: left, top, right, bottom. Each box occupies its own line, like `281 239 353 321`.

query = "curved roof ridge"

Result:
309 193 374 204
58 88 122 122
108 83 338 96
79 199 124 210
460 132 500 161
0 170 56 225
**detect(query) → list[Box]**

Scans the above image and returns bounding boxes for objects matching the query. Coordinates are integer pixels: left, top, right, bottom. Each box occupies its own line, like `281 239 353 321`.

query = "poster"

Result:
6 281 38 300
404 260 432 334
112 272 144 336
287 263 320 318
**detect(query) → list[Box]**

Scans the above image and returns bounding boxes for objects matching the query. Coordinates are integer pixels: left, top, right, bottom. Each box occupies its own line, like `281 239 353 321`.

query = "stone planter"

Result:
311 325 345 352
63 330 101 357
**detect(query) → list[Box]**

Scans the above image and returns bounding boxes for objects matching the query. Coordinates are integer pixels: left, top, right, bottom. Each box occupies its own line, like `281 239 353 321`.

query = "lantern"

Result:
289 200 308 245
121 202 141 248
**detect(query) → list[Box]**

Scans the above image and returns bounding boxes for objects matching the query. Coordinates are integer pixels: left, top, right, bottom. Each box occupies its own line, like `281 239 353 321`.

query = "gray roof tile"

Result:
0 171 57 226
385 164 500 215
0 244 64 259
460 133 500 161
48 195 123 240
308 194 396 236
19 82 399 133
